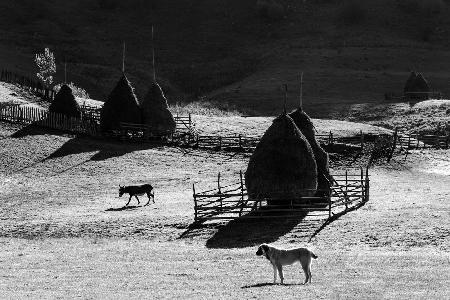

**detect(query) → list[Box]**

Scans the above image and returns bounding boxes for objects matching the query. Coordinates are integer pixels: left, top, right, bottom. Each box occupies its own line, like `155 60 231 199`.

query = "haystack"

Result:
289 108 333 195
140 81 176 134
403 71 417 93
245 114 317 205
100 74 141 131
404 72 431 98
49 84 81 118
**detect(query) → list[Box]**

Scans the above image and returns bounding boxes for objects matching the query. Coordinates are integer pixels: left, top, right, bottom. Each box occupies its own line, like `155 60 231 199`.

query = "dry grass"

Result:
0 86 449 299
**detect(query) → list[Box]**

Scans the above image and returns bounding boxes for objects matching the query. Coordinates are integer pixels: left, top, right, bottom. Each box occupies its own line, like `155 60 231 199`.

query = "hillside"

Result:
1 0 450 116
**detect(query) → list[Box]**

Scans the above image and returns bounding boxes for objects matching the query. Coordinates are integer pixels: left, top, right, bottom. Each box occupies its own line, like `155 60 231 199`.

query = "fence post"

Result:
217 172 223 210
387 128 398 162
416 134 419 149
328 184 332 219
218 136 222 150
345 170 348 210
360 130 364 149
239 170 244 217
365 167 370 202
360 167 364 203
238 134 242 149
193 184 198 223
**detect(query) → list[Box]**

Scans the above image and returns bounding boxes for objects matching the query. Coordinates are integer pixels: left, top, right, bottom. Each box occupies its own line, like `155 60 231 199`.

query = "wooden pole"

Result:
365 167 370 202
122 41 126 73
152 25 156 81
239 170 244 217
299 72 303 108
193 184 198 222
218 172 222 194
345 170 348 210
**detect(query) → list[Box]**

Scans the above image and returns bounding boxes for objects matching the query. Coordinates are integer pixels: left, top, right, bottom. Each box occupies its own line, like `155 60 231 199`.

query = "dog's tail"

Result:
311 251 318 259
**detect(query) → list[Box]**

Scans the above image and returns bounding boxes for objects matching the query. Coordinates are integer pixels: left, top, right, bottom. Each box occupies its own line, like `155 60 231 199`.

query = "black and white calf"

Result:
119 184 155 206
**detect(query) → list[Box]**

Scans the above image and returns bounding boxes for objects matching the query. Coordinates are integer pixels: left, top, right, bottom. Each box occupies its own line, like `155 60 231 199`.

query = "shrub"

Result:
54 82 90 99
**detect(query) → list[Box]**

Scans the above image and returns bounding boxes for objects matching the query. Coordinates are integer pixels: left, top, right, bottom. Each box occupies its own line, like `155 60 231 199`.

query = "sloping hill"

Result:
1 0 450 116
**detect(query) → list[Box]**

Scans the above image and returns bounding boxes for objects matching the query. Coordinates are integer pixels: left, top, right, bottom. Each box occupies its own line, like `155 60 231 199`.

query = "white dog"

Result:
256 244 318 285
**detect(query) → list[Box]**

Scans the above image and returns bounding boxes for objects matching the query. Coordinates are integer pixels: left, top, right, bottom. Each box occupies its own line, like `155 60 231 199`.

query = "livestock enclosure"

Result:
192 168 370 223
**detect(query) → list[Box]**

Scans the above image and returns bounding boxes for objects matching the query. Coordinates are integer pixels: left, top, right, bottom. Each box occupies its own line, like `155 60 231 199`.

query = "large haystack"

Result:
100 74 141 131
245 114 317 205
140 81 176 134
411 73 431 93
289 108 333 195
49 84 81 118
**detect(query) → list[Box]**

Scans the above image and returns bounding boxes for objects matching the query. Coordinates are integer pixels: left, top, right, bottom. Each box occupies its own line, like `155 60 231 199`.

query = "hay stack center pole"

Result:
152 25 156 82
283 84 288 114
299 72 303 108
122 42 126 73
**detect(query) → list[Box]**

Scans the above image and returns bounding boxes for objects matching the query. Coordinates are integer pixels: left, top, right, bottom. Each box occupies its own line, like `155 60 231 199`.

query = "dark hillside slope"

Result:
1 0 450 116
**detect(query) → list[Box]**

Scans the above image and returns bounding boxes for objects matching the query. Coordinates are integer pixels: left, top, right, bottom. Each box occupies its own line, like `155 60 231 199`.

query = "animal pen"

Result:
192 168 370 223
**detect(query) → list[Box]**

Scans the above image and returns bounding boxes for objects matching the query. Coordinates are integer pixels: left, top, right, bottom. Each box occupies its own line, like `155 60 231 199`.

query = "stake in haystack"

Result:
140 26 176 135
49 84 81 118
245 113 318 206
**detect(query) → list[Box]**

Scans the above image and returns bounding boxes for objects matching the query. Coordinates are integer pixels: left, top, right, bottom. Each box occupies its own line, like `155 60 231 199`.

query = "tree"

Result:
35 48 56 86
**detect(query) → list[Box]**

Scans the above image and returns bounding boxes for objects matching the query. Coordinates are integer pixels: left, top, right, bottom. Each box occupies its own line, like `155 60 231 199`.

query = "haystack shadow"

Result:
204 211 308 249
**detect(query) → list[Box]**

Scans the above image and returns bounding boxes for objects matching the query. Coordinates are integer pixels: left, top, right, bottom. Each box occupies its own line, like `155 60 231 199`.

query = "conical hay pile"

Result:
101 74 141 131
245 114 317 204
289 108 333 194
404 71 417 93
141 81 176 133
49 84 81 118
412 73 431 93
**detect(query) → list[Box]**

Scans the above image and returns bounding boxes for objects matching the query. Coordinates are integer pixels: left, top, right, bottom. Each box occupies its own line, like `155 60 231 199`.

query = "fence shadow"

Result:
201 211 308 249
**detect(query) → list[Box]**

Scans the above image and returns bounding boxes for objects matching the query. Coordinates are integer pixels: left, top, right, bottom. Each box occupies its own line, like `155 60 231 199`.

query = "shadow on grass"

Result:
105 205 141 212
179 211 308 249
308 200 368 242
241 282 303 288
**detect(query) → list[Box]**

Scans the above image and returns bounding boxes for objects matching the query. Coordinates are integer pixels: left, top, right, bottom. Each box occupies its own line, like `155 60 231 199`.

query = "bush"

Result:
338 0 368 25
54 82 90 99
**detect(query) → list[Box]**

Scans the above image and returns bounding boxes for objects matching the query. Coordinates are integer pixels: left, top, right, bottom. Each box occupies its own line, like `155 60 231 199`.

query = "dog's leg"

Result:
135 195 140 205
145 192 151 206
277 265 284 285
301 263 309 284
126 195 132 206
152 191 155 203
272 264 277 284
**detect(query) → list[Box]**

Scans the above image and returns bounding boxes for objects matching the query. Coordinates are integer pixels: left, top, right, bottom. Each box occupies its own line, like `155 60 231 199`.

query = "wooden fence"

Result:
0 105 99 136
192 168 369 223
1 69 56 101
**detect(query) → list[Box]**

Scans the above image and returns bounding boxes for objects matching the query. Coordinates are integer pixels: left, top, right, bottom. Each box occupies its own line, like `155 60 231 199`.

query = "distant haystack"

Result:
100 74 141 131
289 108 333 195
49 84 81 118
404 71 431 99
404 71 417 94
245 114 317 205
140 81 176 134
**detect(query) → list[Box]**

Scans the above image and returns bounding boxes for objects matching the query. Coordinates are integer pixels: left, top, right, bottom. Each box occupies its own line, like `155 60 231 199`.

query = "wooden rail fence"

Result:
192 168 369 223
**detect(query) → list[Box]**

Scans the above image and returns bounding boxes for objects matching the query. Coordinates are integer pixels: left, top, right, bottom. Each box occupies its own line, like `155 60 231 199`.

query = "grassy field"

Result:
0 111 449 299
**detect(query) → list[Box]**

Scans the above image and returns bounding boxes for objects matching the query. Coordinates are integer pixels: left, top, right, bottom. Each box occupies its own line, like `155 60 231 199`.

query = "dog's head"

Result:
256 244 269 256
118 185 125 197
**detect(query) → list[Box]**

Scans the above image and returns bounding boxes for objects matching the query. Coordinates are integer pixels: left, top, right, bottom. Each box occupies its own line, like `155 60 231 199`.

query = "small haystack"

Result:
100 74 141 131
49 84 81 118
140 81 176 134
245 114 317 205
404 71 431 99
289 108 333 195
